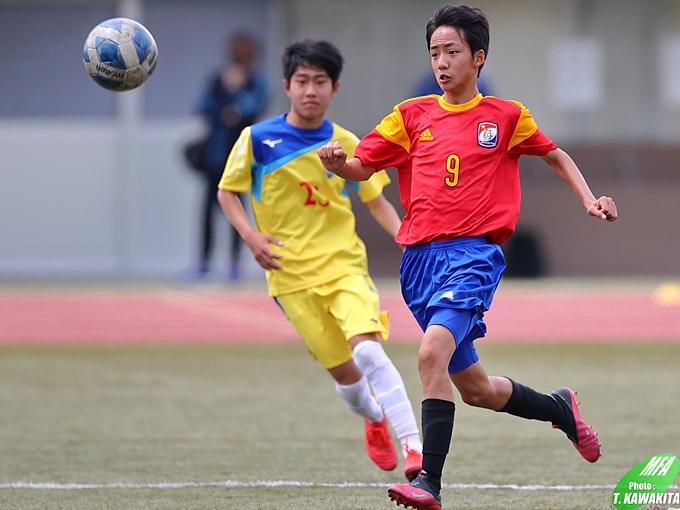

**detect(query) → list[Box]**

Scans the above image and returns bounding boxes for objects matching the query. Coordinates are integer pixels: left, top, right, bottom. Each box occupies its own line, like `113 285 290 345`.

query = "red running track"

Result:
0 283 678 345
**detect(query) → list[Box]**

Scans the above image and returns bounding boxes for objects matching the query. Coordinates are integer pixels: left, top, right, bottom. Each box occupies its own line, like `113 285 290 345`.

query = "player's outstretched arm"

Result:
217 190 283 270
541 148 618 222
317 141 377 181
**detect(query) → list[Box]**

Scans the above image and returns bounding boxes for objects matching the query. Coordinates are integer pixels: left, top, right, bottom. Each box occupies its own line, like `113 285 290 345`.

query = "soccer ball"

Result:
83 17 158 92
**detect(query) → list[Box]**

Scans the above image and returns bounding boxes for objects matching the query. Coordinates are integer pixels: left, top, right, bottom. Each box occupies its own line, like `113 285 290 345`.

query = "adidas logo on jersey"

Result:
418 129 434 141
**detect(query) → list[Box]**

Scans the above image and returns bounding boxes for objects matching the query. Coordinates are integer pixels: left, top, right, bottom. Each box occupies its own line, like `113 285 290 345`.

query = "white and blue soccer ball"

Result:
83 17 158 92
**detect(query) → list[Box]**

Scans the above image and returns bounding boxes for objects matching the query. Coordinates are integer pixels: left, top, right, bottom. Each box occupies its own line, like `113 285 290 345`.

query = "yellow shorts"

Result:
275 272 390 370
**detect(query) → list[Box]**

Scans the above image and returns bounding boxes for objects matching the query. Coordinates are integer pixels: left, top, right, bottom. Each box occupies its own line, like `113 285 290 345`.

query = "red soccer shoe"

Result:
551 387 601 463
388 472 441 510
364 416 398 471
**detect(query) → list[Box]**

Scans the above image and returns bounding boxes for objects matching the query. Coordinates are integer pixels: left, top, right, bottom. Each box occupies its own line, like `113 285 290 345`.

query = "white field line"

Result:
0 480 632 491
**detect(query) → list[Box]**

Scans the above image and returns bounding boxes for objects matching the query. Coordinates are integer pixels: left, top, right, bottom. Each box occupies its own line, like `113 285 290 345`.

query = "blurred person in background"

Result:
187 32 268 282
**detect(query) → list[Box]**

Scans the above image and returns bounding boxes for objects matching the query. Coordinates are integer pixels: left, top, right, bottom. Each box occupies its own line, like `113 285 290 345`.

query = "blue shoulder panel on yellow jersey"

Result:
249 114 334 202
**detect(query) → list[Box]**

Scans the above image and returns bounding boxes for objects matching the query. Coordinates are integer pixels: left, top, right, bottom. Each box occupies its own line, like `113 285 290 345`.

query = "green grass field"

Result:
0 341 678 509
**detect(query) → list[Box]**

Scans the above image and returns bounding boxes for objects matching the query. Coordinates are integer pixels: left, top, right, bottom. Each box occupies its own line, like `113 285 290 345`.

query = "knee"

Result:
329 360 363 386
458 383 494 408
417 344 445 372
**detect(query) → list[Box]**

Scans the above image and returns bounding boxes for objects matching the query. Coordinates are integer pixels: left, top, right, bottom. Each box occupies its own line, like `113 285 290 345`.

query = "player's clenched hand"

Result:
586 195 618 222
243 231 283 270
317 141 347 174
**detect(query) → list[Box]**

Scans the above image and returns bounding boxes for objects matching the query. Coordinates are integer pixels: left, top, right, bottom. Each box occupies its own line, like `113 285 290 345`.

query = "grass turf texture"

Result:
0 342 678 509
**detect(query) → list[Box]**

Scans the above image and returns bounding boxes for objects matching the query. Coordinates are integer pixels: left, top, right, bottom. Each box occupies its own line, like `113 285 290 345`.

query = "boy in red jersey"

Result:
318 5 618 510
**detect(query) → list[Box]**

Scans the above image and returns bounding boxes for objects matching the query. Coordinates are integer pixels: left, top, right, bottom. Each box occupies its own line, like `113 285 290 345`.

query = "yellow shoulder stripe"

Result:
375 106 410 153
508 100 538 150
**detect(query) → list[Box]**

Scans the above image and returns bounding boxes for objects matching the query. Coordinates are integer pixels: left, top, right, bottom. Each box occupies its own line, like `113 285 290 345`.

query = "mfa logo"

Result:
477 122 498 148
612 453 679 510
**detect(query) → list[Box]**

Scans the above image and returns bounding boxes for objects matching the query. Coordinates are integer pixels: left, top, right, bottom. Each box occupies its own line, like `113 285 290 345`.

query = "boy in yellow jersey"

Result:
217 39 423 480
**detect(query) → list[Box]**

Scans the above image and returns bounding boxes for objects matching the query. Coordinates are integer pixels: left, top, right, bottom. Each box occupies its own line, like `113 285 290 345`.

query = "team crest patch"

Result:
477 122 498 148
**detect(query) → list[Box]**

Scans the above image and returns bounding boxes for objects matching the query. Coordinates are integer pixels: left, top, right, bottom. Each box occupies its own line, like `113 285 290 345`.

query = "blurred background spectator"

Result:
184 31 268 282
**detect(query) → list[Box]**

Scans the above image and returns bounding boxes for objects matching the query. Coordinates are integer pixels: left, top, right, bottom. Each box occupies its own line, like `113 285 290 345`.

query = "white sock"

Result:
353 340 422 456
335 376 383 423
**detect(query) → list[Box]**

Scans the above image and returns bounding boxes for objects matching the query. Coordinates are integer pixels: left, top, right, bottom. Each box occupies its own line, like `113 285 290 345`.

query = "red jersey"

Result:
355 94 557 246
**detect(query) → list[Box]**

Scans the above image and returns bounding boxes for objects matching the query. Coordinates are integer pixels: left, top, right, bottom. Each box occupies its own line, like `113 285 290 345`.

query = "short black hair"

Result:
426 5 490 76
281 39 344 84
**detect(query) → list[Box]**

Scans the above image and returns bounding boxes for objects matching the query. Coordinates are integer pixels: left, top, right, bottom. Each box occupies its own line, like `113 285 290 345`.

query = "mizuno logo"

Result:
262 138 283 148
418 129 434 141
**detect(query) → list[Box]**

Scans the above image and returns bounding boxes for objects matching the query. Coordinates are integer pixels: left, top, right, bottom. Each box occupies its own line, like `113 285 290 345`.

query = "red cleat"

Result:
551 387 601 463
388 472 441 510
364 416 398 471
403 447 423 482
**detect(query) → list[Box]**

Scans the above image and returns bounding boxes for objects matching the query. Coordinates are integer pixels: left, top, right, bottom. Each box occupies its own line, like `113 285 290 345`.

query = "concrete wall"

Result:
1 0 679 281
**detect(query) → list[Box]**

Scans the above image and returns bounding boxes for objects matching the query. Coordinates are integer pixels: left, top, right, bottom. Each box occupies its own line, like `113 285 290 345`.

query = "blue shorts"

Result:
400 237 506 373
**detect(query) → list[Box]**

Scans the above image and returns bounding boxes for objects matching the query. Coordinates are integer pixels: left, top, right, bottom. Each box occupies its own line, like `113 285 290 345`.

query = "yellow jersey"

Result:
218 114 390 297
